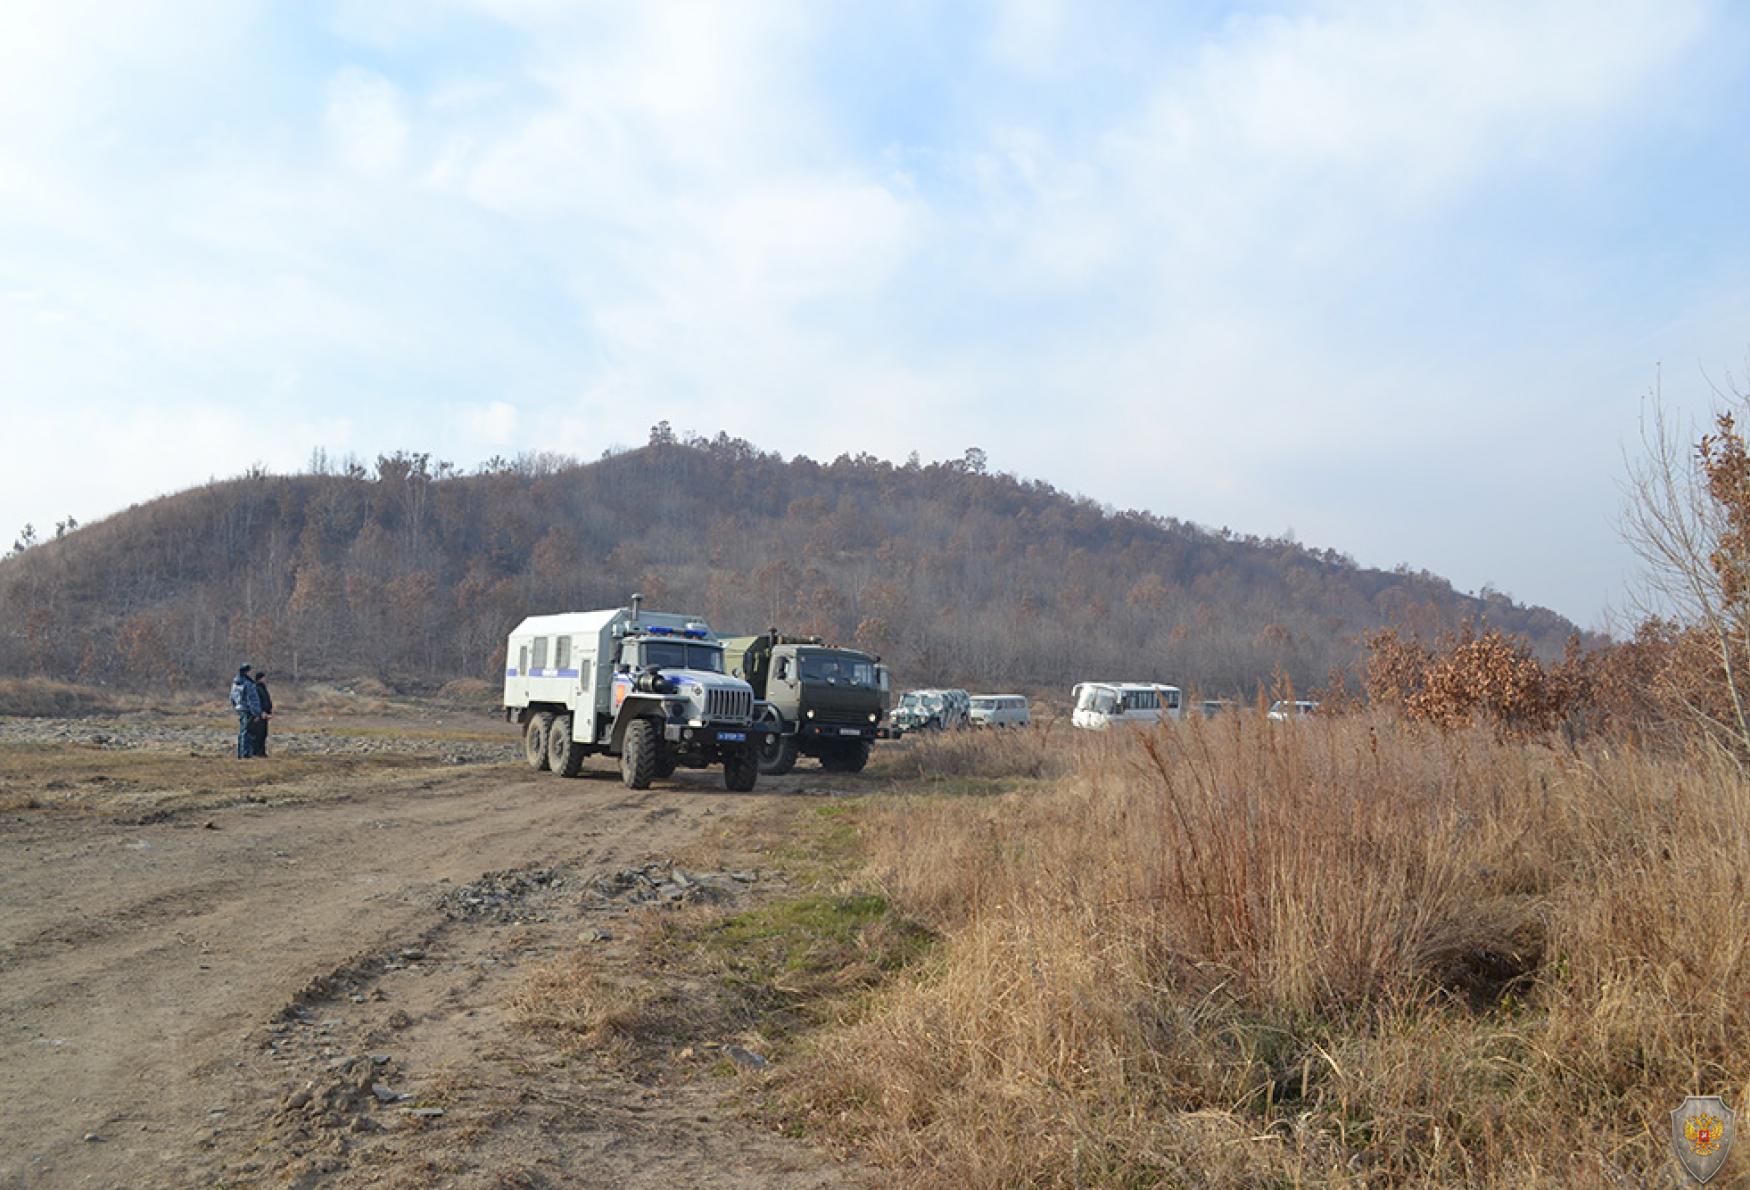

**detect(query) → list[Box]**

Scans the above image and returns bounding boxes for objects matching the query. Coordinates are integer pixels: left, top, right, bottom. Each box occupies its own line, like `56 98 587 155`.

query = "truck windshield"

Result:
799 654 876 686
1076 686 1118 713
970 698 996 711
641 640 725 673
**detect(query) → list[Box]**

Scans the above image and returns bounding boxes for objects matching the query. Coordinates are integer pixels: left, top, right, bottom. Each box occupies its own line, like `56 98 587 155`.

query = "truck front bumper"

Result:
800 722 879 742
663 723 769 748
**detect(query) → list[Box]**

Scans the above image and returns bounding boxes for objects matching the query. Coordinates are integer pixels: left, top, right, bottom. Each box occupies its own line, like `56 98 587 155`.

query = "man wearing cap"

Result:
230 664 263 758
250 670 274 757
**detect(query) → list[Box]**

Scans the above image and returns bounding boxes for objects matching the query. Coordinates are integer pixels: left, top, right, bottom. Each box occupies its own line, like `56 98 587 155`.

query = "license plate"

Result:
718 731 746 742
838 727 862 736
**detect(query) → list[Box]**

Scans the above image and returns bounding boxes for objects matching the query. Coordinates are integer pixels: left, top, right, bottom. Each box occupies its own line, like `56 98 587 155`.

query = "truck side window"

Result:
555 636 571 671
578 660 592 689
532 637 548 670
775 657 789 681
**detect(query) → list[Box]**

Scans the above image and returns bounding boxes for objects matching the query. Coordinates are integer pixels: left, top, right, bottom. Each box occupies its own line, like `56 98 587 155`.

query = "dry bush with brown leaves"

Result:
1363 624 1578 734
777 716 1750 1187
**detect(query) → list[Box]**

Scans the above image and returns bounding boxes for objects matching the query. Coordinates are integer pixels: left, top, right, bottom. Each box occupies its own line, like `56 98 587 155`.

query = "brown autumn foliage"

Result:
1363 624 1582 734
0 431 1580 694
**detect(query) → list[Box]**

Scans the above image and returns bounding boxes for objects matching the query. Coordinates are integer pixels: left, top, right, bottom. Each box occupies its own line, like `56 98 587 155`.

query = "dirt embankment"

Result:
0 716 868 1188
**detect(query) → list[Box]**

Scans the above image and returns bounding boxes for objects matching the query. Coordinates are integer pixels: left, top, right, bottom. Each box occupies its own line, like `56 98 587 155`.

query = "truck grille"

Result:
707 688 752 723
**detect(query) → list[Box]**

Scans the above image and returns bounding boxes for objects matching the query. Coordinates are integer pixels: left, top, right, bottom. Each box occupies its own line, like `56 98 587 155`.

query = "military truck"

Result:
503 596 765 791
722 631 889 775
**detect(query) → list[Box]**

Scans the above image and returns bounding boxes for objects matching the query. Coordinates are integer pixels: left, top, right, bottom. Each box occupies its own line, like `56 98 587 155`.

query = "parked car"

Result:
1070 682 1182 730
1267 699 1319 722
968 694 1030 728
1199 698 1235 719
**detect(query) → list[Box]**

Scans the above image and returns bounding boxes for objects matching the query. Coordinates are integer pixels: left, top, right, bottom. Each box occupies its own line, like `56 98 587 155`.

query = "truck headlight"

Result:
868 712 877 723
806 709 815 719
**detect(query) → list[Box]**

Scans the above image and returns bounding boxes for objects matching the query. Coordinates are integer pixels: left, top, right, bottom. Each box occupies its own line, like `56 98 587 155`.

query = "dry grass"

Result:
0 677 139 718
0 741 444 818
508 956 648 1055
868 722 1082 789
434 677 497 706
294 681 397 715
779 715 1750 1186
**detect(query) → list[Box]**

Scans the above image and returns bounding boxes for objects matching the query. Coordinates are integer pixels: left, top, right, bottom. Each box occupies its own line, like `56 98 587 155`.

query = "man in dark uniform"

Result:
230 664 262 758
250 671 274 756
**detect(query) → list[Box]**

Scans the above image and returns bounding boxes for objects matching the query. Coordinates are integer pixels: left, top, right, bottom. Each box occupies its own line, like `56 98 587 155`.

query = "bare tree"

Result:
1621 371 1750 756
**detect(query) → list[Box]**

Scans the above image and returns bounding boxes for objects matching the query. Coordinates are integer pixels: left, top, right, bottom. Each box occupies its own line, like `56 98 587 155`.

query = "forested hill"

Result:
0 433 1579 696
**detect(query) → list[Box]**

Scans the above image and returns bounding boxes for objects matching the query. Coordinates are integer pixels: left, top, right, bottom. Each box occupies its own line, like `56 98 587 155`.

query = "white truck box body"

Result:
504 607 706 744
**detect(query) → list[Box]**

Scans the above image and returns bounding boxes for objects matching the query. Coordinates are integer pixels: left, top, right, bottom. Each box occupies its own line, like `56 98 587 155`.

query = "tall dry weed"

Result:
869 722 1080 784
785 716 1750 1186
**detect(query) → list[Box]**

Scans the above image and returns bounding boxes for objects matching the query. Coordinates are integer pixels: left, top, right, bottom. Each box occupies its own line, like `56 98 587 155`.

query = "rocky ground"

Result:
0 707 873 1188
0 713 518 764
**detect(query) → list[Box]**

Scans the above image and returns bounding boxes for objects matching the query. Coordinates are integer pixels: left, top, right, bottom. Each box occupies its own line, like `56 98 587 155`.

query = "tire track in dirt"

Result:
0 759 858 1188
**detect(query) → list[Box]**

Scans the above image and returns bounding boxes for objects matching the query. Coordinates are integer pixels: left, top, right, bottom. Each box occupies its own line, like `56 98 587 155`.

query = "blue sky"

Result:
3 0 1749 628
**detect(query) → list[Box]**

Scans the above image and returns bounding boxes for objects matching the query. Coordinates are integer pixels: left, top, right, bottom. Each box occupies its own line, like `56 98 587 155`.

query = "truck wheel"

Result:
724 744 759 792
525 712 554 771
757 733 798 776
839 739 871 773
654 746 677 780
548 713 585 778
620 719 659 790
820 740 870 773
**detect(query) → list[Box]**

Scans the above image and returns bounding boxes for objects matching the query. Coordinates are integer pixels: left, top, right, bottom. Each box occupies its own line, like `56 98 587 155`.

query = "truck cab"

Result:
723 632 887 775
503 599 765 791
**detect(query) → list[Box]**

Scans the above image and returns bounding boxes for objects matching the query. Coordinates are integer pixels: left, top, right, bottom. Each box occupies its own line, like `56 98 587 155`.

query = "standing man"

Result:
230 664 262 758
251 670 274 756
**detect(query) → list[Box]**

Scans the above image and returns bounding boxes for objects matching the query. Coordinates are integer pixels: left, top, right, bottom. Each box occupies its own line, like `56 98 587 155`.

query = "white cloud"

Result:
0 401 353 537
459 400 520 446
0 0 1737 626
325 68 411 179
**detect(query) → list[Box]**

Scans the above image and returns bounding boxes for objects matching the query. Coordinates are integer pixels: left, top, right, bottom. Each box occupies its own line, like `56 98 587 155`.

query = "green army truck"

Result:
722 631 890 775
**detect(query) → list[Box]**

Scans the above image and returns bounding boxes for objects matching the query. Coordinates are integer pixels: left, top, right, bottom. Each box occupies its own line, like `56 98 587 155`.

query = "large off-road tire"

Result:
724 744 759 792
819 739 871 773
757 732 798 776
524 712 554 771
839 739 871 773
653 746 677 780
547 713 585 778
620 718 660 790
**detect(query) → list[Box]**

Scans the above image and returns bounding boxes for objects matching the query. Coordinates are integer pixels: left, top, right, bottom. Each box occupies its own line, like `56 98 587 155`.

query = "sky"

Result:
3 0 1750 629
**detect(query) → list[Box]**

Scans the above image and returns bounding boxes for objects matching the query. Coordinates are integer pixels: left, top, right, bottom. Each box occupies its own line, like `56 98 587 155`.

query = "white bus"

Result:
1070 682 1183 730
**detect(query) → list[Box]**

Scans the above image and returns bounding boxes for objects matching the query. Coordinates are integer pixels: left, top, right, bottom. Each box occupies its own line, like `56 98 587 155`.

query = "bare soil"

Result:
0 709 871 1188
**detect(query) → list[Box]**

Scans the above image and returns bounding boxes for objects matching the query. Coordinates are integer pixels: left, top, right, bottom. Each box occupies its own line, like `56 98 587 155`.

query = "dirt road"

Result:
0 730 860 1188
